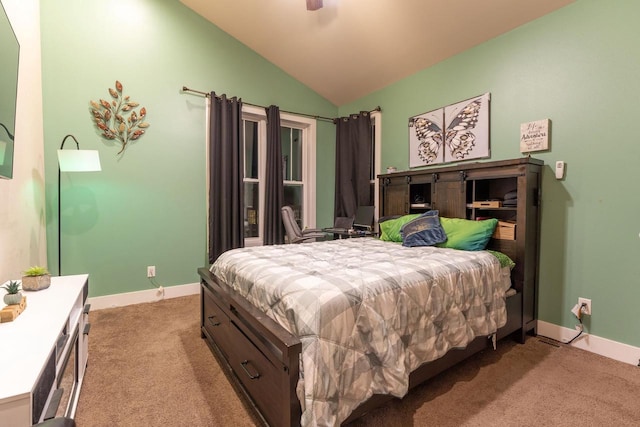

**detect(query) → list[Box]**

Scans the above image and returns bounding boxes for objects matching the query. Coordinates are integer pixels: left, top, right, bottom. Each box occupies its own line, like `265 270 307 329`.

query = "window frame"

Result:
242 105 316 246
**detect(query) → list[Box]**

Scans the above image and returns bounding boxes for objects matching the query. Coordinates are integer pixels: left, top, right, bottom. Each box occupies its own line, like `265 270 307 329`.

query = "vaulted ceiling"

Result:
180 0 574 106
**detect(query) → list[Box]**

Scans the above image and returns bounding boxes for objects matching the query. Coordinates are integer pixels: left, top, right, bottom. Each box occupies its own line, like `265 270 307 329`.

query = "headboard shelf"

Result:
379 157 542 339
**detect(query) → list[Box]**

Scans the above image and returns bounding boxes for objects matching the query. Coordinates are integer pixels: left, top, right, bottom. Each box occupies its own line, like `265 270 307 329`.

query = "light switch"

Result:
555 161 565 179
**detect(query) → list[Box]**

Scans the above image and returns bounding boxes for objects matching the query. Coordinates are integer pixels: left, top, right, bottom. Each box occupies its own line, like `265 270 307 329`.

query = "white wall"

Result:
0 0 45 281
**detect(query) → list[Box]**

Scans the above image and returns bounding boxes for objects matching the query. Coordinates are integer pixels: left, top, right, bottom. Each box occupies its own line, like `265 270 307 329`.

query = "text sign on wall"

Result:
520 119 550 153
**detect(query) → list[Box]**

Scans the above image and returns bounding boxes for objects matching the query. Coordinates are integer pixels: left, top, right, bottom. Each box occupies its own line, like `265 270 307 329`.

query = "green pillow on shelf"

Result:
436 217 498 251
487 250 516 269
379 214 421 242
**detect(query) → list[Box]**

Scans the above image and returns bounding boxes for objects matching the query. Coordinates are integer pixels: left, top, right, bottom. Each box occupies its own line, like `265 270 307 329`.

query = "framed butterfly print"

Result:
408 107 445 166
409 93 490 168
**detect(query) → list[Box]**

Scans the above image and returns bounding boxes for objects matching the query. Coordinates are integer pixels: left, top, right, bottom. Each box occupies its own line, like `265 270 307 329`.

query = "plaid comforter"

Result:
211 238 511 426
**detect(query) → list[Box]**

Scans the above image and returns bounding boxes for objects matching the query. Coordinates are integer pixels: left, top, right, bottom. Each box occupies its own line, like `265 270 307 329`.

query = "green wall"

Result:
340 0 640 347
40 0 337 297
41 0 640 348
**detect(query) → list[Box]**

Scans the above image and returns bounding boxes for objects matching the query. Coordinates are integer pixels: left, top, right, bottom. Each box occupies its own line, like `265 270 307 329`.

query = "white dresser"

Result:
0 274 90 426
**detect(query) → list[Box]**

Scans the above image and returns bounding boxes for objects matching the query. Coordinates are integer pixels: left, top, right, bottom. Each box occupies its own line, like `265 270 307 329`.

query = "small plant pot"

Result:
21 274 51 291
3 292 22 305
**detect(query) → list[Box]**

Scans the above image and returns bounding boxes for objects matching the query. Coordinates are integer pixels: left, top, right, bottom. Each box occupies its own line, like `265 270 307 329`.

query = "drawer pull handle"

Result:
83 323 91 336
207 315 221 327
83 303 91 314
240 360 261 379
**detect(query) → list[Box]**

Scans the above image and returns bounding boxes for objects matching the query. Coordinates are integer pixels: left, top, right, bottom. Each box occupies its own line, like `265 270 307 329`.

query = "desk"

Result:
330 230 376 239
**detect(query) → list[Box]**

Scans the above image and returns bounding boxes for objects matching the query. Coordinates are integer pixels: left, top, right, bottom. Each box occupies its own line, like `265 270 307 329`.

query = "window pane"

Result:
291 128 302 181
281 128 291 181
244 120 258 179
284 184 303 228
244 182 259 238
281 127 302 182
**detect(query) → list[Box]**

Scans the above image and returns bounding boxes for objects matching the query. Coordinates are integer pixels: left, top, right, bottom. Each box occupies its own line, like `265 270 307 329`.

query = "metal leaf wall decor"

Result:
90 80 149 154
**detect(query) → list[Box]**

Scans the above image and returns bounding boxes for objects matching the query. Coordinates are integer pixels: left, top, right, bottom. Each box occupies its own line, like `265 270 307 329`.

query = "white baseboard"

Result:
538 320 640 366
88 282 200 311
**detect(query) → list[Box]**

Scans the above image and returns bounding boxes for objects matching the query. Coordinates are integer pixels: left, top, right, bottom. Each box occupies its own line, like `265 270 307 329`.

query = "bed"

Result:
199 237 519 426
199 157 541 426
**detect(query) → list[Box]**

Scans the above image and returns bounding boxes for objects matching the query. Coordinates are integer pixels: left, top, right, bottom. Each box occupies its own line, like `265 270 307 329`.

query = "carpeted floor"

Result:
75 295 640 426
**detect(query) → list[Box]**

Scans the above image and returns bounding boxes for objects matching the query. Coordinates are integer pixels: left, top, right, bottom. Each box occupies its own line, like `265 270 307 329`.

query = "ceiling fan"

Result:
306 0 323 11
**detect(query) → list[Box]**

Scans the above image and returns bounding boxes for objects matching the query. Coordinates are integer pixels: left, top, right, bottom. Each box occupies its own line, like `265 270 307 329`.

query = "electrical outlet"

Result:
147 265 156 278
578 297 591 315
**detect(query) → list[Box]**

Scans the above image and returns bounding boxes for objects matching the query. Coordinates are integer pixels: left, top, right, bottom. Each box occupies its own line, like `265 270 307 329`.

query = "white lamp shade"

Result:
57 149 101 172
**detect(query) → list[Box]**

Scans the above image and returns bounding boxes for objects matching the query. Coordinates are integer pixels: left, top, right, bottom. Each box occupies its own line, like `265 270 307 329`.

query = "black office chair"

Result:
281 206 326 243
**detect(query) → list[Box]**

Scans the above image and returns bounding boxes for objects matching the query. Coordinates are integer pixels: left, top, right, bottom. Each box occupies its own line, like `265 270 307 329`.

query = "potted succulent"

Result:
2 280 22 305
22 266 51 291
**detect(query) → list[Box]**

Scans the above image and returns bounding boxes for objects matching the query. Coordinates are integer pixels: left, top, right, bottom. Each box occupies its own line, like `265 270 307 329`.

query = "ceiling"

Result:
179 0 574 106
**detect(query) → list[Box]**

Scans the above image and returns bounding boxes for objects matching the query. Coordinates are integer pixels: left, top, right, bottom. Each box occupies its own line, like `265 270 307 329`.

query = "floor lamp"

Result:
57 134 101 276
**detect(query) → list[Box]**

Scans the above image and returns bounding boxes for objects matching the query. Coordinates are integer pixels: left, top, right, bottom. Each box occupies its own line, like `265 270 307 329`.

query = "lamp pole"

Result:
0 122 14 141
58 134 80 276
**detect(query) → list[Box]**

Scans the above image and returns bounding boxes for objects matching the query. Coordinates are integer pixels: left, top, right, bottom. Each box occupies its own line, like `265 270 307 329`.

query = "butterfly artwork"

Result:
409 93 490 167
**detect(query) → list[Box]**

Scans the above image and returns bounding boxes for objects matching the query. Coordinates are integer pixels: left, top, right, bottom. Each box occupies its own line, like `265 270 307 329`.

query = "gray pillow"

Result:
400 210 447 247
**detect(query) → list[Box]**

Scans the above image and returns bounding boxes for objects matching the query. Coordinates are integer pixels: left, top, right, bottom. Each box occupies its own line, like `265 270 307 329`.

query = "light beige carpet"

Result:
75 295 640 426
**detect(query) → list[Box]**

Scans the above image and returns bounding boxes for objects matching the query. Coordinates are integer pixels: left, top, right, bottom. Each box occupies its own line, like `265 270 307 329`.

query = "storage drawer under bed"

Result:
226 319 286 427
201 282 293 427
202 285 234 360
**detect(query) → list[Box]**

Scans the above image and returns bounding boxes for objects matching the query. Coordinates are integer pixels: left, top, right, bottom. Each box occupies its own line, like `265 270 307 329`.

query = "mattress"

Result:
210 238 511 426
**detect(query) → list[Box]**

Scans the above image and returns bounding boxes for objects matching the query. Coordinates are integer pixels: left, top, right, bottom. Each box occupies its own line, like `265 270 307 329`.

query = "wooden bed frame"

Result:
199 158 542 426
199 266 524 426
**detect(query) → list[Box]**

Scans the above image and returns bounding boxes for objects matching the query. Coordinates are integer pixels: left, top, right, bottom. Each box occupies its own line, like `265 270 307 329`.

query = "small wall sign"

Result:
520 119 550 153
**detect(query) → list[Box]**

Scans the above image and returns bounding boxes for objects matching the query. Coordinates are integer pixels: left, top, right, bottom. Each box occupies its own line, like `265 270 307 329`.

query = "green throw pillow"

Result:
379 214 421 242
436 217 498 251
486 250 516 269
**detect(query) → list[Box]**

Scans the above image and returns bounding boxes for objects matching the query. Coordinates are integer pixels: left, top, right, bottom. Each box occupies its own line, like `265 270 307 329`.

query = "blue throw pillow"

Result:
400 210 447 247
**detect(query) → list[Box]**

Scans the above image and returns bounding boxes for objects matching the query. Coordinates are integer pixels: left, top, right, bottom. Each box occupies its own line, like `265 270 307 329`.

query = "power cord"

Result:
565 302 587 344
148 277 165 296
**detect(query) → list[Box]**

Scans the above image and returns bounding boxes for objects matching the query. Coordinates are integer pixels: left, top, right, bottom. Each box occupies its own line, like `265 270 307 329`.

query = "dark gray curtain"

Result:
263 105 285 245
334 111 373 218
209 93 244 263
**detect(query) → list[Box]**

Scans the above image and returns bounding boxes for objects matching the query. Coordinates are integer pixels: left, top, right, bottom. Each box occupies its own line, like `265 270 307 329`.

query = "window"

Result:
282 126 304 229
243 119 260 239
241 105 316 245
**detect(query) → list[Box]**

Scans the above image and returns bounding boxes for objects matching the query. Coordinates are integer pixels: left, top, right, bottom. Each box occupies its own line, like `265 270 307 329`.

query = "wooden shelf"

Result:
380 157 542 342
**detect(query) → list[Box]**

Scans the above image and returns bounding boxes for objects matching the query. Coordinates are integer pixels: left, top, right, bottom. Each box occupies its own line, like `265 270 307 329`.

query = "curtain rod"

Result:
181 86 381 123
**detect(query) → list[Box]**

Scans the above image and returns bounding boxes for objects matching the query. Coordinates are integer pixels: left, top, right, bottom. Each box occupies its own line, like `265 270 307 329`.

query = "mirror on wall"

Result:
0 0 19 179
